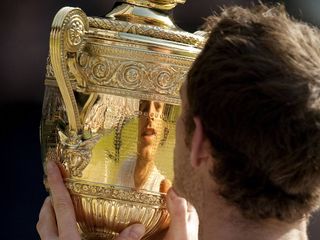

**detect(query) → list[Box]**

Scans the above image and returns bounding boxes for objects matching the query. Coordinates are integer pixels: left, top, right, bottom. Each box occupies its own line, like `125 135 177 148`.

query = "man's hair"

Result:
186 4 320 221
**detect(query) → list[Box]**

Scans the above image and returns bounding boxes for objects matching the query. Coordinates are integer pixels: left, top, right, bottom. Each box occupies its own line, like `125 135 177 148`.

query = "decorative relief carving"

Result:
67 18 86 47
150 65 177 94
47 8 199 105
59 134 101 177
92 59 111 80
66 179 167 206
78 52 89 67
87 56 114 85
50 7 89 133
86 42 194 67
76 53 187 98
88 17 205 47
117 62 146 89
46 56 55 79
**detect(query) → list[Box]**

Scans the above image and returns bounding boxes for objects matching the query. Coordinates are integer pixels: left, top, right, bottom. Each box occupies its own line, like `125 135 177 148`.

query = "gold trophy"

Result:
41 0 205 239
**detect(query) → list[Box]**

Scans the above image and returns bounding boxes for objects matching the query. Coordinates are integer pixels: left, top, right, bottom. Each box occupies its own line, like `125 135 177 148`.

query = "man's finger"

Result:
116 224 145 240
37 196 58 239
47 161 80 240
164 188 189 240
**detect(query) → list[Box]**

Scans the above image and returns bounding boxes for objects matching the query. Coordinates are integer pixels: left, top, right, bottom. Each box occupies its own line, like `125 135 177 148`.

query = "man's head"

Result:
174 4 320 222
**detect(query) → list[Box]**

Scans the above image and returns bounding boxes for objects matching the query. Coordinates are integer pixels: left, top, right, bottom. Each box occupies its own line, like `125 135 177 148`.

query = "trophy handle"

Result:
50 7 89 139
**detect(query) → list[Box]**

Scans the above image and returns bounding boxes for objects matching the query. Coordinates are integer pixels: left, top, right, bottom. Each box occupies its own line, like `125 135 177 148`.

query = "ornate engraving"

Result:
88 17 205 47
67 18 85 47
93 62 107 78
66 179 167 206
86 42 194 67
67 179 169 239
74 45 188 100
151 65 177 94
59 134 101 177
81 56 114 86
45 55 55 79
117 62 146 89
78 52 89 67
50 7 89 134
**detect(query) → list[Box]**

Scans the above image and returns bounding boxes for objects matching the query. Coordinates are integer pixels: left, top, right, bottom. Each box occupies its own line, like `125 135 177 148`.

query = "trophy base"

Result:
67 179 169 240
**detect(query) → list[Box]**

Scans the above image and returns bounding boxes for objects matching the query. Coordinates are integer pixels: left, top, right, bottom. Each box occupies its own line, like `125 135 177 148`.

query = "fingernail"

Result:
46 161 56 174
168 188 178 200
128 224 145 239
45 196 51 203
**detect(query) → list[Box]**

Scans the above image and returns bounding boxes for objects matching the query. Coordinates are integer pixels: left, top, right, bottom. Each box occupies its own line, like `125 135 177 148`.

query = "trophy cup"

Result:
41 0 205 239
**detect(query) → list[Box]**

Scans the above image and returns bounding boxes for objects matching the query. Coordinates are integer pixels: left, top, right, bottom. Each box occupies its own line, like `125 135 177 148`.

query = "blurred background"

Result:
1 0 320 239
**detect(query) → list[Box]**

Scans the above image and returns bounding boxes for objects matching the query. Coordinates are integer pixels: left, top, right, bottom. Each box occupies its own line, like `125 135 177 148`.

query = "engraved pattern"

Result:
88 17 205 47
86 42 194 67
50 7 89 133
66 179 166 206
117 62 146 89
68 18 85 47
59 134 101 177
76 45 189 100
90 56 113 84
151 65 177 94
63 42 193 103
66 179 169 239
45 55 55 79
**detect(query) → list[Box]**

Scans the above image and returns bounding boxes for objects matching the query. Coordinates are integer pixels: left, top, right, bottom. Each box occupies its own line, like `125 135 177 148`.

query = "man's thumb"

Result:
164 188 189 240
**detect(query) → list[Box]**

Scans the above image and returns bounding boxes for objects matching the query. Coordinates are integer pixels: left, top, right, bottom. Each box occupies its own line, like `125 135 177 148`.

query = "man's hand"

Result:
36 161 145 240
37 161 81 240
163 189 199 240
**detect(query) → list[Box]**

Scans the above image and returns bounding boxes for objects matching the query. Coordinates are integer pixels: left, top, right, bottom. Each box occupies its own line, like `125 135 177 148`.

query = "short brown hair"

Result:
186 4 320 221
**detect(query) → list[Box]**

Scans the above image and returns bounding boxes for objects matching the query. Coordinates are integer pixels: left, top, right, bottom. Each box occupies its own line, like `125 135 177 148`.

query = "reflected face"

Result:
138 100 165 148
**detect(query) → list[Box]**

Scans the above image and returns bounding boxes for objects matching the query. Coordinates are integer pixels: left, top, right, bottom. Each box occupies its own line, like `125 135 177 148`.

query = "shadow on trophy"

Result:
40 0 205 239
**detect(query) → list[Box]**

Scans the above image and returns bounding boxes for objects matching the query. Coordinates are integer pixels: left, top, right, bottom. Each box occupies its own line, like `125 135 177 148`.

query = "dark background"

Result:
1 0 320 239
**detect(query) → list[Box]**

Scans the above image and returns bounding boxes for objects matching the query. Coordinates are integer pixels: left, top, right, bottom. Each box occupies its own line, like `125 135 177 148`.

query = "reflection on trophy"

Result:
40 0 205 239
118 100 172 193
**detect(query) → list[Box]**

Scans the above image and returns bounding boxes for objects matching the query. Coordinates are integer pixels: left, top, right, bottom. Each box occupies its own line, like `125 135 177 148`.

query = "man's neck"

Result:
197 198 308 240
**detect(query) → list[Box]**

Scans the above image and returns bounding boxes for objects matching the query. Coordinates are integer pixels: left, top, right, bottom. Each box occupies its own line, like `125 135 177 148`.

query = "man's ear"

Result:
190 117 209 168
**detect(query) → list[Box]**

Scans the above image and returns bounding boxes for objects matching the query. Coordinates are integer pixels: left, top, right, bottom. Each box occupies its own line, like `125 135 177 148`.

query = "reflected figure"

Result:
118 100 172 193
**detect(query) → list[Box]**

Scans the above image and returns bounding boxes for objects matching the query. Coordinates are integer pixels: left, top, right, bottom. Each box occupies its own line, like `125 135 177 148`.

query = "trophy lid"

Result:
93 0 205 47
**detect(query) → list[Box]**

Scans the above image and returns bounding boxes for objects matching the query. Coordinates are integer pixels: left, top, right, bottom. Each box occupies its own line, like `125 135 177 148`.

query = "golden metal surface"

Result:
88 16 204 46
120 0 186 11
66 179 169 240
41 1 205 239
